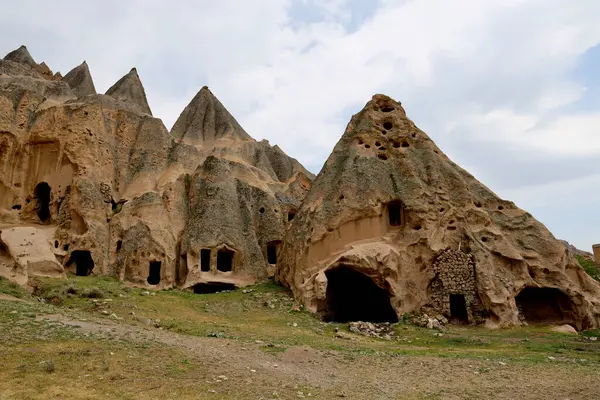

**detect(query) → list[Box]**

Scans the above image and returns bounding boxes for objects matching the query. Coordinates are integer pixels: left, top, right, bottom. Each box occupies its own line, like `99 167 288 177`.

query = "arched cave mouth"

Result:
67 250 94 277
516 287 576 325
193 282 237 294
34 182 51 223
323 266 398 323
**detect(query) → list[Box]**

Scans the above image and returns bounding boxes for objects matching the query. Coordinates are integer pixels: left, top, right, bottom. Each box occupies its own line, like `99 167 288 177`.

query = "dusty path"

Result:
35 312 600 400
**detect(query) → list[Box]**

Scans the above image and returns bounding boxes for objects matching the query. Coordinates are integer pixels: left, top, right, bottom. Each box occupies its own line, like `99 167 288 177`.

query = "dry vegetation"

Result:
1 276 599 399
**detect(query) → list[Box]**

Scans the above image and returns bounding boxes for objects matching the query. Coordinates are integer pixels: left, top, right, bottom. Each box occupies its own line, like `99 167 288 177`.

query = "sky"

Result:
1 0 599 251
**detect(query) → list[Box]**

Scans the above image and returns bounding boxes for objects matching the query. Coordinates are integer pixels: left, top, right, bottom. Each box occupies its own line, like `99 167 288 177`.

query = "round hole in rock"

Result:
67 250 94 277
63 244 69 252
323 266 398 323
412 133 417 138
54 240 58 248
375 141 381 147
449 220 455 225
543 268 550 274
381 131 387 135
474 201 482 208
498 205 504 210
381 106 395 113
259 207 265 214
434 150 439 154
481 237 488 242
383 122 393 130
365 144 371 149
447 226 457 231
12 204 21 210
413 225 422 231
393 142 400 148
402 141 409 148
193 282 237 294
358 139 364 145
288 211 296 222
116 240 122 252
516 287 576 326
34 182 51 222
378 154 388 160
440 208 445 213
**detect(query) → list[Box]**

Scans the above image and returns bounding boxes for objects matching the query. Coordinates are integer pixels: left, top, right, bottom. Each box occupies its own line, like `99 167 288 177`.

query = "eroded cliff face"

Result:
0 46 312 291
276 94 600 330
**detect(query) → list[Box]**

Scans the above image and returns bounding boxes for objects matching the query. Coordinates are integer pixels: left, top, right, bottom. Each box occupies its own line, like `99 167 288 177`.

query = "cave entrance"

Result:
516 287 575 325
216 249 234 272
387 201 404 227
147 261 161 285
34 182 51 223
193 282 237 294
267 241 281 265
68 250 94 277
201 249 211 272
450 294 469 324
324 266 398 323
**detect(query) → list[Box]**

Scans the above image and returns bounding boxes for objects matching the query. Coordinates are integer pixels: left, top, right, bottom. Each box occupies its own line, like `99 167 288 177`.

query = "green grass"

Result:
0 276 30 299
577 254 599 281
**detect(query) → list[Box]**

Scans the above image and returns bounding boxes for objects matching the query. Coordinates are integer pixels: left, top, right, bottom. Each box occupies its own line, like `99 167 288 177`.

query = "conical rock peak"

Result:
105 67 152 115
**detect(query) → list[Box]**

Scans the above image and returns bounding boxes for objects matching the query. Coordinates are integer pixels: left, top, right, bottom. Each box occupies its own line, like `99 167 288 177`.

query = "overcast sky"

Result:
1 0 599 251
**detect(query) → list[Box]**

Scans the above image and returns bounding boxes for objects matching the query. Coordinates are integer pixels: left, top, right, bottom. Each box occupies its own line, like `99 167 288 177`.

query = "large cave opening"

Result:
193 282 237 294
34 182 51 223
516 287 575 325
68 250 94 277
323 266 398 323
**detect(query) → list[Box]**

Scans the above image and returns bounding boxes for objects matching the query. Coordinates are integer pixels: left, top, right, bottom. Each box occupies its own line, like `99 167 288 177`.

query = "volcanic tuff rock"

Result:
276 94 600 330
0 46 311 291
63 61 97 98
105 68 152 115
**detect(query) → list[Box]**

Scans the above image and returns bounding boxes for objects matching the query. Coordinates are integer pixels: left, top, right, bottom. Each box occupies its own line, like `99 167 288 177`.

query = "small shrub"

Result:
81 287 105 299
576 255 599 281
41 360 55 373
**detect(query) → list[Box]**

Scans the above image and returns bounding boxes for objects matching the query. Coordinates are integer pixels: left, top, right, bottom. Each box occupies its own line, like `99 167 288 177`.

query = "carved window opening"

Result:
201 249 211 272
216 249 234 272
387 201 404 227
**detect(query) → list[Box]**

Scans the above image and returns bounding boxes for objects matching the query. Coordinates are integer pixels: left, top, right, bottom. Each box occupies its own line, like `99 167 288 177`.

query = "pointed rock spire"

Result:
63 61 97 97
3 45 37 69
105 68 152 115
171 86 252 146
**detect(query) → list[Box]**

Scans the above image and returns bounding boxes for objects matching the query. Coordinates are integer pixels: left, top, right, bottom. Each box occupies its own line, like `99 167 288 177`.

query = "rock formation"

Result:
105 68 152 115
594 245 600 265
276 94 600 330
0 46 311 292
62 61 96 98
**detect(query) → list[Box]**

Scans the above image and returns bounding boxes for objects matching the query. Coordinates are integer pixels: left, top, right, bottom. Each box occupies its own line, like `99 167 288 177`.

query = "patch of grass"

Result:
576 255 599 281
0 276 29 299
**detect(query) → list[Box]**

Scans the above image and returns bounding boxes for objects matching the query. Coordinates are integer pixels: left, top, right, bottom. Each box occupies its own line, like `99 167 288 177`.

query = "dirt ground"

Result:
1 278 599 400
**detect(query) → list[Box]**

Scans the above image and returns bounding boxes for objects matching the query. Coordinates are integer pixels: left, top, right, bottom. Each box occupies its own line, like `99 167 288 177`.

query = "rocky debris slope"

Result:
277 94 600 331
0 45 312 291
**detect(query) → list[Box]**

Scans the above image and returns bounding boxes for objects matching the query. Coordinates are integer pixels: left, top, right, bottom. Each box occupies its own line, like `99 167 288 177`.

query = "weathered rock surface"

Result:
277 94 600 331
0 46 312 291
62 61 96 98
0 227 65 285
105 68 152 115
3 45 38 69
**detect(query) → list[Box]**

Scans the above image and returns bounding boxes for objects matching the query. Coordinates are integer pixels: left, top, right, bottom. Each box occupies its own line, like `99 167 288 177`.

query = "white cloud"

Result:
1 0 599 249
